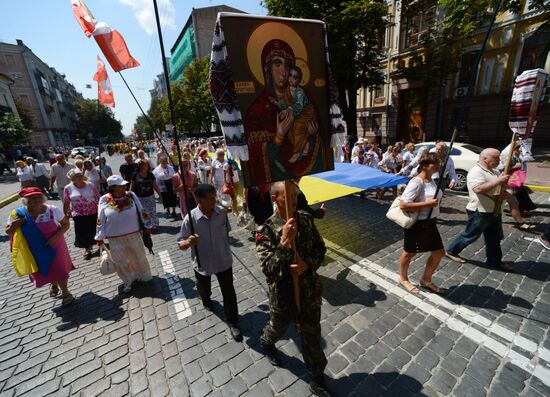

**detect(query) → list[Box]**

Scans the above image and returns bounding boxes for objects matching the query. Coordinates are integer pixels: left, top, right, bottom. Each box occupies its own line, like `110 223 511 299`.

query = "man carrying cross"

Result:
256 181 329 396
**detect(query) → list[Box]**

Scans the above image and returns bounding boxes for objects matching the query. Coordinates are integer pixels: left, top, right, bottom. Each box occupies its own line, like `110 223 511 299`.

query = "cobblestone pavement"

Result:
0 184 548 396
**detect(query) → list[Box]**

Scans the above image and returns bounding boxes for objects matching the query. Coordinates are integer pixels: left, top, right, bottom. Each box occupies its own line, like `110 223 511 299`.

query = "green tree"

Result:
0 113 32 148
179 56 217 134
263 0 389 137
133 114 151 140
147 97 168 133
76 98 123 143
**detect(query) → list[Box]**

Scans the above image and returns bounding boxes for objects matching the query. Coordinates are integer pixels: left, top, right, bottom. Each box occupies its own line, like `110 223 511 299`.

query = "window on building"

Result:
493 55 507 93
458 51 479 88
480 57 495 95
518 31 550 74
400 1 436 50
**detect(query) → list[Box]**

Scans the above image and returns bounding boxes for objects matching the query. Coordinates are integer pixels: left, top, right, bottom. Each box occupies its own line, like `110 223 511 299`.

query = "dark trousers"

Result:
261 277 327 378
194 267 238 325
447 210 503 266
0 163 11 174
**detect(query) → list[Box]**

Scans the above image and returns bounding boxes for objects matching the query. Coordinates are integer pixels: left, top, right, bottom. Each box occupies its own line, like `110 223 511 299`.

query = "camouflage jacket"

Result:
256 210 326 285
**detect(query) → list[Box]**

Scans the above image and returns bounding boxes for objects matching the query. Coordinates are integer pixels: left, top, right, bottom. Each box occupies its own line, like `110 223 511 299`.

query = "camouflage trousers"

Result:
261 275 327 377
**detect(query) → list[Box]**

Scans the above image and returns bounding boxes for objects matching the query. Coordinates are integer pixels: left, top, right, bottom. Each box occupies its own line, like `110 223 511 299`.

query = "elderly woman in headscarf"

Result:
83 159 101 192
96 175 154 293
6 187 75 305
63 168 100 260
16 160 34 188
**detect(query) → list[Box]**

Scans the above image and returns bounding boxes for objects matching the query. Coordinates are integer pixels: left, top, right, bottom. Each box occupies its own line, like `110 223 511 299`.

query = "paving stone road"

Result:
0 167 548 396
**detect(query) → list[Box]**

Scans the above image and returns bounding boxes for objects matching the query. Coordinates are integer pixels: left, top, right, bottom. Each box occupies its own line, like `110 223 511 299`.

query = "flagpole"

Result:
152 0 201 269
117 71 171 159
428 0 502 218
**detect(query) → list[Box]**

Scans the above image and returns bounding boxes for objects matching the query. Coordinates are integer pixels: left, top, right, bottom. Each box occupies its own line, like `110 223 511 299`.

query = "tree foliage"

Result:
135 56 217 137
263 0 389 136
76 98 123 143
0 113 32 147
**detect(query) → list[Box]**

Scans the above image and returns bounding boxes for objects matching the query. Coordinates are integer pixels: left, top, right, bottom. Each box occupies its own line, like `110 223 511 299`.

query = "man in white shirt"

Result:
446 148 513 271
26 157 52 198
50 154 75 202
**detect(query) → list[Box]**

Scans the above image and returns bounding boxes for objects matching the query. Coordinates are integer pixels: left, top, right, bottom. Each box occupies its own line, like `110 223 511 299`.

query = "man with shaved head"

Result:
446 148 514 271
256 181 329 396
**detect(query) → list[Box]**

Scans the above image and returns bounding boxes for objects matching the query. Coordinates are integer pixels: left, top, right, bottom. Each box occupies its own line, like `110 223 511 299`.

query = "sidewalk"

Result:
0 190 548 396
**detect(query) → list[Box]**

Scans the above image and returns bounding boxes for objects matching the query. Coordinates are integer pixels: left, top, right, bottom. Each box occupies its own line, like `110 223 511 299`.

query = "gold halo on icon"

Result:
293 58 310 87
246 22 308 86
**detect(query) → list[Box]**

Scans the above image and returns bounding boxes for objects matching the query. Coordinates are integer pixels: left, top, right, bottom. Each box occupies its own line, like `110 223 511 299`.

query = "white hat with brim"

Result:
107 175 129 187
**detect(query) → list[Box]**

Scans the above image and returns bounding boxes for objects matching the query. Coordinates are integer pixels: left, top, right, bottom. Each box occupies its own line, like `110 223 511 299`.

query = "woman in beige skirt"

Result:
95 175 154 292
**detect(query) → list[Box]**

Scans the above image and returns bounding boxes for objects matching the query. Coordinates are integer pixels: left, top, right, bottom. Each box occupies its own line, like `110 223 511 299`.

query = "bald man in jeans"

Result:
446 148 514 272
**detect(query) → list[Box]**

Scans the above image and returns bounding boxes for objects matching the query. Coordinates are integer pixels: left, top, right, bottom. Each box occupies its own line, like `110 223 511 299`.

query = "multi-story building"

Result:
357 0 550 147
0 39 82 147
150 70 168 100
0 73 19 118
169 5 244 82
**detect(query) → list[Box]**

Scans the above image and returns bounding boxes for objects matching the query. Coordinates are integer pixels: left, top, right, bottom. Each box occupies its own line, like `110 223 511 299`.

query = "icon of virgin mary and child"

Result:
244 39 322 186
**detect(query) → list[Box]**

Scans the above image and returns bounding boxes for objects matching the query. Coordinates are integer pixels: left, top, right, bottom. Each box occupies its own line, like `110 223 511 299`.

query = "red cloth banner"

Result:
93 56 115 108
70 0 96 38
92 22 140 72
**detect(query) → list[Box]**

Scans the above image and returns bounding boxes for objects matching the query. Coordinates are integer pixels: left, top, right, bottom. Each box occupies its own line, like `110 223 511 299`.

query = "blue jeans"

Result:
447 210 503 266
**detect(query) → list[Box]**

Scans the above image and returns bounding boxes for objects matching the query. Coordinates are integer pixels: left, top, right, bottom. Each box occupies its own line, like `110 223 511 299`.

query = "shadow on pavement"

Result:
465 259 550 282
53 291 124 331
327 371 424 396
320 268 387 307
446 284 533 312
0 235 9 243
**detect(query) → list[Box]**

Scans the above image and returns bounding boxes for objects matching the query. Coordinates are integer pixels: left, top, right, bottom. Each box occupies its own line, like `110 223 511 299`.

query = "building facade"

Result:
357 0 550 147
169 5 244 82
150 71 168 100
0 40 82 147
0 73 19 118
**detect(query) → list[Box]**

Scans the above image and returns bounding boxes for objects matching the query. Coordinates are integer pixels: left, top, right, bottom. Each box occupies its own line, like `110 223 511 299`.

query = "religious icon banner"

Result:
209 13 345 187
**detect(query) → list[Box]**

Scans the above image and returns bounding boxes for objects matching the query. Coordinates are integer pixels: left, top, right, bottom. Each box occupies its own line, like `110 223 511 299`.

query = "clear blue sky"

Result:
0 0 266 136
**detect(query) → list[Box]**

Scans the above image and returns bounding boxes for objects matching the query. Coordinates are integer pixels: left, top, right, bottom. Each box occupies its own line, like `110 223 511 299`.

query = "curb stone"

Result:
0 193 19 209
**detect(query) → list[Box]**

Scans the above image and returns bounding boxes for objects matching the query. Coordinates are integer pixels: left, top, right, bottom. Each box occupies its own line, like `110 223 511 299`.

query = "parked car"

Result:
70 147 86 158
83 146 96 156
414 142 483 191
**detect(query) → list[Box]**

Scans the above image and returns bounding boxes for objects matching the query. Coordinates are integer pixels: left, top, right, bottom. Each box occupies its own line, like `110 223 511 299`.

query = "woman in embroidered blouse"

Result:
96 175 154 293
63 169 100 260
153 157 178 218
196 149 212 184
6 187 75 305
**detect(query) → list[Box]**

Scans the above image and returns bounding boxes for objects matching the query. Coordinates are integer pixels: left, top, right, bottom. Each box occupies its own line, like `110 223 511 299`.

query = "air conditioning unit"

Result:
455 87 468 97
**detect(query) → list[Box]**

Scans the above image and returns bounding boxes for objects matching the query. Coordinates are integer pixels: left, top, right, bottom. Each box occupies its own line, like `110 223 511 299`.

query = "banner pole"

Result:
152 0 201 268
284 180 302 332
117 71 171 160
428 0 502 219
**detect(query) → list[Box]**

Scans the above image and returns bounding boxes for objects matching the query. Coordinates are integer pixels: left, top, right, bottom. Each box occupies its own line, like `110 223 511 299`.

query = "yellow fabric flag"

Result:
10 210 39 277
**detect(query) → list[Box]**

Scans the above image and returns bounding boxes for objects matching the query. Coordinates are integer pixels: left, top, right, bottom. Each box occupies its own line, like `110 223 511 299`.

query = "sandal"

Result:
399 280 419 293
515 223 536 232
50 286 59 297
420 281 445 295
445 252 466 264
62 294 75 306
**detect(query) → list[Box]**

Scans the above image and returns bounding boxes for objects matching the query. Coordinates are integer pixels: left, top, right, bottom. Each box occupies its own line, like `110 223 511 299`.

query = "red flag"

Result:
70 0 96 38
93 56 115 108
92 22 140 72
